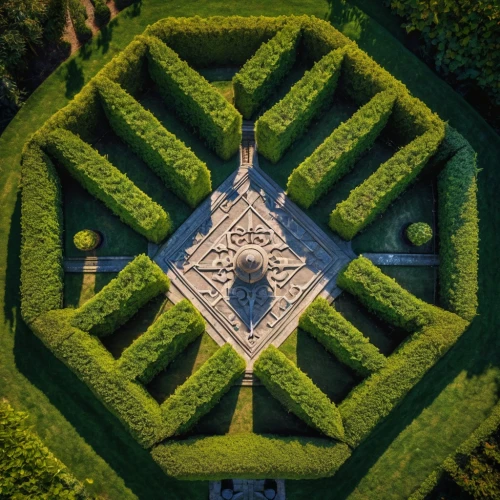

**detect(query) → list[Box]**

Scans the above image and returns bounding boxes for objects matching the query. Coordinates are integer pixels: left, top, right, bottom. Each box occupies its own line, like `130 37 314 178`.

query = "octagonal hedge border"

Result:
20 15 479 480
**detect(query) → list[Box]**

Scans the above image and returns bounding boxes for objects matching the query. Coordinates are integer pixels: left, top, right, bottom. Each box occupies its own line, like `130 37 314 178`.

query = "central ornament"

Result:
234 244 269 283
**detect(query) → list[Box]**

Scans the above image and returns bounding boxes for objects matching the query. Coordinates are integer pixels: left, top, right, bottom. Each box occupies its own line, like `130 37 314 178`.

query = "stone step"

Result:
238 371 262 386
64 256 133 273
363 253 440 266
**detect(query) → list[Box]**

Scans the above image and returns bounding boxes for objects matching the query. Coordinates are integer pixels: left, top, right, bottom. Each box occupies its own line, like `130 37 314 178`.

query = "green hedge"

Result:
287 90 395 208
438 145 479 321
151 433 351 480
117 299 205 384
254 345 344 440
233 24 301 119
255 48 344 164
46 128 172 243
20 144 63 325
299 297 386 377
146 36 242 160
406 222 433 246
96 76 211 207
71 255 169 336
330 128 444 240
92 0 111 27
0 401 88 499
69 0 92 43
160 344 245 438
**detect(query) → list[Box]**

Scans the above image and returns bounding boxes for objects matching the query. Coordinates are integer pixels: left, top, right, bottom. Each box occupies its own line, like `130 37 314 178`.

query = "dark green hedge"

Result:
299 297 386 377
151 433 351 480
96 76 212 207
146 35 241 160
233 24 301 119
160 344 245 438
117 299 205 384
71 254 169 336
69 0 92 43
254 345 344 440
92 0 110 27
255 48 344 164
330 128 444 240
46 128 171 243
287 90 395 208
438 145 479 321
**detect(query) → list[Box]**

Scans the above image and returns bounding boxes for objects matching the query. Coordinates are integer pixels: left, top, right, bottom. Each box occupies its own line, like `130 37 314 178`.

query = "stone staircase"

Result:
241 120 255 165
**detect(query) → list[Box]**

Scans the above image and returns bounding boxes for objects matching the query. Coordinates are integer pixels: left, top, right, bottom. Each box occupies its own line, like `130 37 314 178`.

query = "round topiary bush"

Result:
74 229 101 251
406 222 433 246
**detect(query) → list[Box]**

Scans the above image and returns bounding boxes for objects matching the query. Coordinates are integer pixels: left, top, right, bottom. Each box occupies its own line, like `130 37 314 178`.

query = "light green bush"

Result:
406 222 433 246
73 229 100 251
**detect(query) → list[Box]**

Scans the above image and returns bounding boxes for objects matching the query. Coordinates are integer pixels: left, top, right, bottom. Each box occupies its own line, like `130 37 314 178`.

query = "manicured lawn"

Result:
0 1 499 499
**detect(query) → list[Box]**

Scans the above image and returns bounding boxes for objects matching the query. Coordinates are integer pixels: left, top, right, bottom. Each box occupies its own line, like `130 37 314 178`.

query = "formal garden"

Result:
0 1 499 500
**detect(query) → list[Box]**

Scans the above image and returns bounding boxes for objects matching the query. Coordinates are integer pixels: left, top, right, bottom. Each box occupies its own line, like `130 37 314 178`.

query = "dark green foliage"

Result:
254 345 345 440
299 297 386 377
329 128 444 240
20 144 63 325
71 254 169 336
46 128 172 243
151 433 352 479
439 146 479 321
0 401 87 499
233 24 301 119
287 90 395 208
406 222 433 246
114 0 138 9
117 299 205 384
92 0 111 27
95 76 212 207
146 35 242 160
255 48 344 163
69 0 92 43
161 344 245 438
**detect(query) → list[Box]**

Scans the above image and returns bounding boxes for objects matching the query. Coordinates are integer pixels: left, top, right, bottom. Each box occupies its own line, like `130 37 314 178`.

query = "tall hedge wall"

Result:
146 35 242 160
287 90 395 208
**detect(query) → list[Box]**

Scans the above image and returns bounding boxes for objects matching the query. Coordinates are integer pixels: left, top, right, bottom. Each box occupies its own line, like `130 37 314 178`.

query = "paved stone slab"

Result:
210 479 285 500
363 253 440 266
63 256 133 273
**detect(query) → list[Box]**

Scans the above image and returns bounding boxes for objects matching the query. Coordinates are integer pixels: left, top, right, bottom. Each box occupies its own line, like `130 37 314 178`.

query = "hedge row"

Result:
337 257 468 446
0 401 88 499
438 145 479 321
146 35 242 160
255 48 344 164
96 76 212 207
151 433 351 480
117 299 205 384
233 24 301 119
299 297 386 377
287 90 396 208
72 255 169 336
329 128 444 240
254 345 344 440
46 128 172 243
160 344 245 438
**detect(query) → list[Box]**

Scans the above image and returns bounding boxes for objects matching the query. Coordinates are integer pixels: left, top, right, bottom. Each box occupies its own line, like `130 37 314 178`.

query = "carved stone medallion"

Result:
153 165 355 366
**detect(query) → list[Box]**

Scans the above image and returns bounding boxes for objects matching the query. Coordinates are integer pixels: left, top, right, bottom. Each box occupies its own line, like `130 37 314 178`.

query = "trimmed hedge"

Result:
71 254 169 336
330 128 444 240
287 90 396 208
92 0 111 27
95 76 211 207
438 145 479 321
160 344 245 438
233 24 301 119
299 297 386 377
146 35 242 160
151 433 351 480
406 222 433 246
117 299 205 384
73 229 100 251
254 345 344 440
46 128 172 243
255 48 344 164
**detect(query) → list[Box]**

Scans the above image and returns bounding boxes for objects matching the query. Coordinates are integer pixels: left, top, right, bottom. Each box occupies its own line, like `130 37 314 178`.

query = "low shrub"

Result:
73 229 100 251
45 128 172 243
406 222 433 246
255 48 344 163
151 433 351 480
92 0 111 27
69 0 92 43
254 345 345 440
146 36 242 160
233 24 301 119
160 344 245 438
118 299 205 383
329 127 444 240
0 401 87 499
287 90 396 208
96 76 211 207
299 297 386 377
71 255 169 336
438 145 479 321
